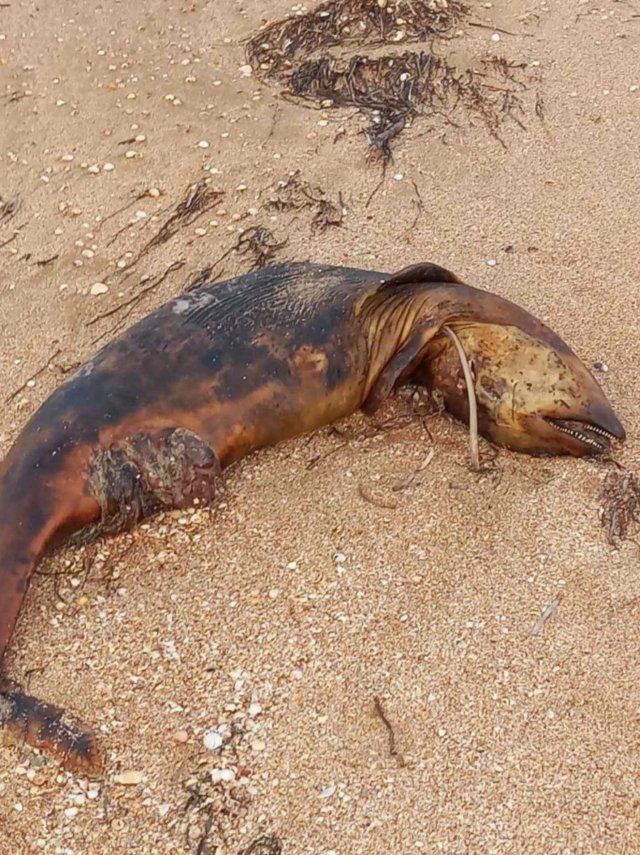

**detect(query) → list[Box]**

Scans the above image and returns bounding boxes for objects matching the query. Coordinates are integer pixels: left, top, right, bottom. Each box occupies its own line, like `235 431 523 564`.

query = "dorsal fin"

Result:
381 262 463 287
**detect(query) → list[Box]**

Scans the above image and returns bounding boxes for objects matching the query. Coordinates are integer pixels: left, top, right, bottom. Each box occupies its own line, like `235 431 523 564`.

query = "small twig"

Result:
0 196 22 227
20 666 45 690
443 326 479 471
87 260 184 328
120 181 223 272
358 483 398 510
105 201 172 249
373 696 405 766
196 807 215 855
0 230 20 249
306 441 348 470
184 265 217 293
468 20 533 37
235 225 288 267
364 170 386 209
5 347 61 404
262 101 281 144
532 598 561 637
1 90 26 103
404 179 425 234
35 253 59 267
99 192 148 233
392 448 434 491
267 170 343 231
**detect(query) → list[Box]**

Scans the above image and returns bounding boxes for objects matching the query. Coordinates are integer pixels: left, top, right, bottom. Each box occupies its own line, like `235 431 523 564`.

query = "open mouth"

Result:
547 418 619 454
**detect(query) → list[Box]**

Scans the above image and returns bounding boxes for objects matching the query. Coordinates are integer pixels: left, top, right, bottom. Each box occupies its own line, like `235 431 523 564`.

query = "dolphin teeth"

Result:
549 419 614 450
588 425 616 440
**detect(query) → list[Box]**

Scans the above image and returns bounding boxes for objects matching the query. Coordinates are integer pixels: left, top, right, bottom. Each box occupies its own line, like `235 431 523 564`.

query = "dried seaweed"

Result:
5 346 61 404
248 0 466 78
402 178 425 234
268 171 343 231
0 225 24 249
206 225 288 280
248 0 529 156
292 50 465 156
0 196 21 227
234 226 288 267
600 470 640 545
468 20 531 37
35 253 59 267
121 181 223 272
149 182 220 250
184 265 218 293
87 260 186 346
0 89 26 104
99 190 151 235
373 695 405 766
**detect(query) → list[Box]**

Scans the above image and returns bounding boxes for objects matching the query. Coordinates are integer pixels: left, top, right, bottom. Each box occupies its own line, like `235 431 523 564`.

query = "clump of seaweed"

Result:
248 0 466 77
287 50 522 156
268 170 344 231
600 469 640 546
139 180 223 258
232 225 288 268
247 0 529 157
203 224 289 283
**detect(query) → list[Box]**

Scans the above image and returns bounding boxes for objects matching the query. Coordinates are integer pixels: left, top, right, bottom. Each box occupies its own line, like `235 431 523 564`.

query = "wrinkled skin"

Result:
0 261 625 772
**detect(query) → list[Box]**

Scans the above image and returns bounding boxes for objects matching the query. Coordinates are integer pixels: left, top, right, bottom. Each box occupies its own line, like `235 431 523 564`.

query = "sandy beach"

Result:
1 1 639 852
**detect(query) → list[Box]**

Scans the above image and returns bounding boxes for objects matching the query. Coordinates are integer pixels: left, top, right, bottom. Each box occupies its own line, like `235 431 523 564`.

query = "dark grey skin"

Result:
0 262 624 771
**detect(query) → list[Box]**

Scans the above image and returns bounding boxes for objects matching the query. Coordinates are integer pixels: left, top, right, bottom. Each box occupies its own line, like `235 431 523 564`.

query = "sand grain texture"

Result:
1 1 639 853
